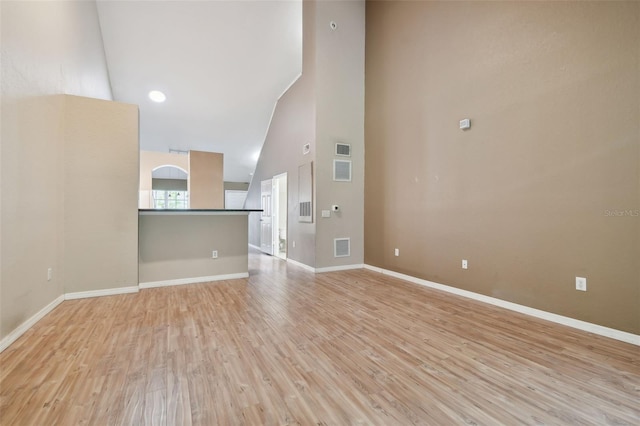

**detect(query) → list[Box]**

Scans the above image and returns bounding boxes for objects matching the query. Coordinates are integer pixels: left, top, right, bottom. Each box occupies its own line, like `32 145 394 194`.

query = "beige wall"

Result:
1 0 113 340
1 96 67 339
139 214 248 283
224 182 250 192
153 179 188 191
365 1 640 333
1 94 139 337
63 96 139 294
189 150 224 209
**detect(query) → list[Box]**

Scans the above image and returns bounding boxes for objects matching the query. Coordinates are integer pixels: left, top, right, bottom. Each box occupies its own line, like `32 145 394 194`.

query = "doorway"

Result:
260 179 273 255
272 173 288 260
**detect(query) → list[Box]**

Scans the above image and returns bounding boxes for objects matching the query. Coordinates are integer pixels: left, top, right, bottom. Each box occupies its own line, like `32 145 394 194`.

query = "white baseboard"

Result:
248 244 261 251
0 295 65 353
64 285 139 300
286 258 316 273
286 259 364 274
139 272 249 289
315 264 365 273
364 264 640 346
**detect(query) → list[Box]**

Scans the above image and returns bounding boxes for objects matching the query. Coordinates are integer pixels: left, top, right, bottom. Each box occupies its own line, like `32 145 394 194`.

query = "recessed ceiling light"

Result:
148 90 166 103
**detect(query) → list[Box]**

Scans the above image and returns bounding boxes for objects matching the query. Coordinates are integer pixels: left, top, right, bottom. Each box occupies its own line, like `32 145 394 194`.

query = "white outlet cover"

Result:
394 248 399 256
462 259 468 269
576 277 587 291
322 210 331 218
212 250 218 259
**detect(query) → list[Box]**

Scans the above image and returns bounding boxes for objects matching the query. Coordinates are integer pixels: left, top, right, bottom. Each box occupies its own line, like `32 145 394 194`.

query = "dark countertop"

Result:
139 209 262 215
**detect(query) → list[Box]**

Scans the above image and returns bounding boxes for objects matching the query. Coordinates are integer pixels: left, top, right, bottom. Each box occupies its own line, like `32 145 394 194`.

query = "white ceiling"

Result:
97 0 302 182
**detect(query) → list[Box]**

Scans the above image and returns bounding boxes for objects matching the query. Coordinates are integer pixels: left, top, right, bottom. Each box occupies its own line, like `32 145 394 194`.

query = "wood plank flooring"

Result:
1 251 639 425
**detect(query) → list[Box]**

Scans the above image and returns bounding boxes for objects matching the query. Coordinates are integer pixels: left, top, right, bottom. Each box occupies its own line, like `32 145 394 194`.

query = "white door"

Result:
272 173 287 260
260 179 273 255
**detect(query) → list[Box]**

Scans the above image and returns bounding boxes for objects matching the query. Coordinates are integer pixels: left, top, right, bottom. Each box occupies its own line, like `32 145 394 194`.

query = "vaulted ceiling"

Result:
97 0 302 182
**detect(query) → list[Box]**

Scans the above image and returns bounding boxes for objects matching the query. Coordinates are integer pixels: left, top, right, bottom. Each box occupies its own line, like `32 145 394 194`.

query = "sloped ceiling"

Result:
97 0 302 182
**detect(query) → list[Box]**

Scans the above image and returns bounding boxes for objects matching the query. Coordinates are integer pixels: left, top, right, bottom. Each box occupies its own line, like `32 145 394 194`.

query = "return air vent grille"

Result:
299 201 312 219
334 238 351 258
298 162 313 223
335 143 351 157
333 160 352 182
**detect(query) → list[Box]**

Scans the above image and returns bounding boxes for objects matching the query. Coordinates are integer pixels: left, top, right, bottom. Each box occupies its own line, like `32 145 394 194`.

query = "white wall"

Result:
1 0 113 339
246 0 316 266
0 1 112 101
314 0 365 268
247 0 365 270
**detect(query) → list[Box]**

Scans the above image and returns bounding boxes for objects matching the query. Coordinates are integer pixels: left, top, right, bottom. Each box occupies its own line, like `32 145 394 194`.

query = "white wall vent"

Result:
333 159 352 182
303 143 311 155
334 238 350 257
335 143 351 157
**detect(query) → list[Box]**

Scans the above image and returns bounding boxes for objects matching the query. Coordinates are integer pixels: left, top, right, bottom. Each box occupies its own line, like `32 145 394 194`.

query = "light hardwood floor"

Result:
1 251 639 425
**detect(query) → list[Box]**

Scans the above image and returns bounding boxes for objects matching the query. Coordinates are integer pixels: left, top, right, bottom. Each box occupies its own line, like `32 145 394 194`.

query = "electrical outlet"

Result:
212 250 218 259
576 277 587 291
394 248 400 257
462 259 468 269
47 268 53 281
